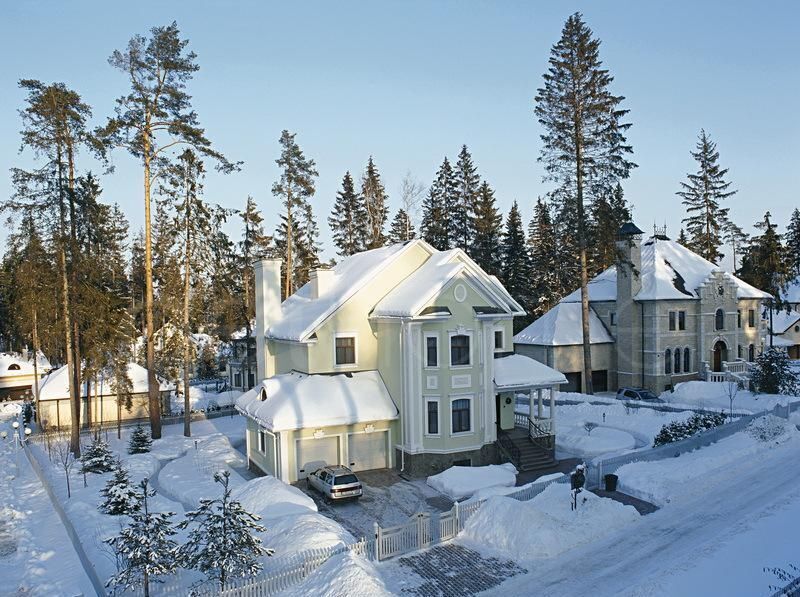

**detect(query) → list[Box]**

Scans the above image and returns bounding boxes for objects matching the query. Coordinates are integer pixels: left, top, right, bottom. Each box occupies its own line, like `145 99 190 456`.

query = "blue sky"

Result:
1 1 798 262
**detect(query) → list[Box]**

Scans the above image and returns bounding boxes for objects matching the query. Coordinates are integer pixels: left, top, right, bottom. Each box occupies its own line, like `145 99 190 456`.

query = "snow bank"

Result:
283 550 390 597
427 463 517 500
231 476 317 520
262 513 355 563
558 426 636 459
464 473 565 504
617 415 800 505
460 482 639 560
662 380 797 413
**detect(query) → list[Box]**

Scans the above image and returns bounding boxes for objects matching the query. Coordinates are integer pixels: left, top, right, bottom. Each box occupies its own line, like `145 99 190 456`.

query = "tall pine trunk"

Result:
243 266 252 389
183 176 192 438
143 135 162 439
575 118 594 395
67 144 83 432
32 309 41 422
284 190 293 299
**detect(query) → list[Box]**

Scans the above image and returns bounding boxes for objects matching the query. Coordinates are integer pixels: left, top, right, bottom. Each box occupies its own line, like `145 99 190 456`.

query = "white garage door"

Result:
296 436 339 479
348 431 388 472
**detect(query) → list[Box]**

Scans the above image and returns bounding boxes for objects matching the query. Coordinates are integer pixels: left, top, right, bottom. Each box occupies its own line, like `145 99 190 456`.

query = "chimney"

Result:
616 222 644 389
309 267 335 299
254 258 282 382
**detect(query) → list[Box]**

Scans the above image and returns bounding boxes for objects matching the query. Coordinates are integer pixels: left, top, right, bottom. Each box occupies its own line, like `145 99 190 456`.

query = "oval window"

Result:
454 284 467 303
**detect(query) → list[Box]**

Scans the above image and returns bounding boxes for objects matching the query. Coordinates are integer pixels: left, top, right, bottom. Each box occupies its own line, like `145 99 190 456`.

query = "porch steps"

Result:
502 429 556 472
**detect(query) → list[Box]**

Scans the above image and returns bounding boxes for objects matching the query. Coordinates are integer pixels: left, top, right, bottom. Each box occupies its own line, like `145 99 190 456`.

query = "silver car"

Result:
307 466 363 501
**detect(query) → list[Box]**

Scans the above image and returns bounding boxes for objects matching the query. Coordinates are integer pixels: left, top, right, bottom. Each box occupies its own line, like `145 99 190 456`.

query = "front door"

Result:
712 341 727 372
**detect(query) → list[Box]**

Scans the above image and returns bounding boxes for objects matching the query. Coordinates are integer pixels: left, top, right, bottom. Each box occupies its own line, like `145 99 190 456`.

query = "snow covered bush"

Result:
178 470 273 590
653 412 727 447
128 424 152 454
746 415 788 443
583 422 599 436
750 347 800 395
80 436 116 474
100 463 141 515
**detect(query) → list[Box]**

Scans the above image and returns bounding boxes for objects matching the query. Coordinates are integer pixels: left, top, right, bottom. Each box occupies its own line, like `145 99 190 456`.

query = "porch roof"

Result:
493 354 567 391
235 370 399 432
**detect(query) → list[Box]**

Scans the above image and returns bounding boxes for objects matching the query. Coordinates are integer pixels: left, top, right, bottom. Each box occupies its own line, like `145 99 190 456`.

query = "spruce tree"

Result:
420 157 456 250
500 202 532 325
178 471 272 590
676 130 735 263
784 208 800 278
361 157 388 249
128 424 153 454
677 228 689 247
590 183 631 274
100 463 141 516
294 201 322 285
739 212 788 298
104 478 179 597
534 13 636 394
470 181 503 276
453 145 480 252
722 220 750 273
528 199 561 319
329 172 368 256
388 209 415 244
80 436 116 474
272 130 318 297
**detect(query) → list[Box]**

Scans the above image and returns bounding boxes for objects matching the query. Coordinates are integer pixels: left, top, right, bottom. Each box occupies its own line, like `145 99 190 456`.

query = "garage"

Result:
591 370 608 392
296 436 340 479
348 431 389 472
564 372 582 393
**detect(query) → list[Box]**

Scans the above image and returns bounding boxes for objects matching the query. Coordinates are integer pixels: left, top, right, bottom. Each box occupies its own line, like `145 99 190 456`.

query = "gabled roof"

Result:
513 302 614 346
0 352 50 378
771 309 800 334
561 267 617 303
371 247 524 318
38 362 171 401
267 241 423 342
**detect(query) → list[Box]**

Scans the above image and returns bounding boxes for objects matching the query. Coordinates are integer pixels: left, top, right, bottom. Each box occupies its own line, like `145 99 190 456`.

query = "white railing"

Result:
724 360 748 374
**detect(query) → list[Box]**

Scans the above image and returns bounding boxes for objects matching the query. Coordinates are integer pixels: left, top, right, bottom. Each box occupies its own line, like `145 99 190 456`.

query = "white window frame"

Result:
424 332 439 369
610 311 617 326
333 332 358 368
448 330 473 369
493 327 505 352
234 372 242 387
449 394 474 436
258 429 267 453
424 396 441 437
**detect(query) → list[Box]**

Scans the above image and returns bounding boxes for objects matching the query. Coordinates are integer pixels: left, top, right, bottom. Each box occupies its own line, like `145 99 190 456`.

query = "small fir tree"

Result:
784 208 800 278
178 471 273 590
470 181 503 276
329 171 368 256
388 209 415 244
80 436 116 474
750 347 800 396
590 183 631 274
739 212 788 298
128 424 153 454
361 157 389 249
453 145 481 252
105 478 179 597
420 157 456 250
500 201 532 324
528 198 561 319
100 462 141 516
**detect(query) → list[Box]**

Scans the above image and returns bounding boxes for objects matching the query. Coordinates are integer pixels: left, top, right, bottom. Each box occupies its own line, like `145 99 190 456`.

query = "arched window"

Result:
748 344 755 362
737 344 743 359
715 309 725 331
674 348 681 374
684 347 691 372
7 363 20 371
665 348 672 375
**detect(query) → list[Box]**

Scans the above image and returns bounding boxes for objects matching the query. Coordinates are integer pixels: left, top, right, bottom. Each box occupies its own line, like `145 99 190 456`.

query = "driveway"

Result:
294 469 454 538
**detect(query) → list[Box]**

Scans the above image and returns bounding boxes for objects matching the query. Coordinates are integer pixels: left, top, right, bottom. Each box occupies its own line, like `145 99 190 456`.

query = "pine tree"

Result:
104 479 179 596
677 228 689 247
590 183 631 274
500 202 532 324
739 212 788 298
470 181 503 276
388 209 415 244
722 220 750 273
751 347 800 395
80 436 116 473
128 424 153 454
361 157 388 249
329 172 368 255
294 201 322 285
528 199 561 319
534 12 636 394
272 130 318 298
178 471 272 590
784 208 800 278
420 158 456 250
453 145 480 252
100 463 141 516
676 130 735 263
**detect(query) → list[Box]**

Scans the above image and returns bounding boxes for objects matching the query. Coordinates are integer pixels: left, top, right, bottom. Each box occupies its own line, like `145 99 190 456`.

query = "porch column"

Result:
549 386 556 427
537 388 543 419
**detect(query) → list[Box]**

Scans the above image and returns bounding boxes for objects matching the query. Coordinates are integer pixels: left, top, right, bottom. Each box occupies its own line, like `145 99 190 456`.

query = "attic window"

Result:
473 306 505 315
420 306 451 316
7 363 20 371
259 387 268 401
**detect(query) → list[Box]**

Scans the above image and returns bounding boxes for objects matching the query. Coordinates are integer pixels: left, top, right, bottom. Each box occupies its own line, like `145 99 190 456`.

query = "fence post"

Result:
374 522 381 561
454 500 460 533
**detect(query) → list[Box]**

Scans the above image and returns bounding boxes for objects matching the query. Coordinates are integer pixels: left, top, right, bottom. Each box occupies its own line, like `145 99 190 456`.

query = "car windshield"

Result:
333 474 358 485
639 391 658 400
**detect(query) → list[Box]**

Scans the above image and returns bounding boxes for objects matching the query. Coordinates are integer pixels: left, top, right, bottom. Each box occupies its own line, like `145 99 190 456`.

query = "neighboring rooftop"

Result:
493 354 567 390
0 352 51 378
38 362 171 401
513 302 614 346
770 309 800 334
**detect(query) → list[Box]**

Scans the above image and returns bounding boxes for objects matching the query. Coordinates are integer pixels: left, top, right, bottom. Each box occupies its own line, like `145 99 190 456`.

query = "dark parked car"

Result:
615 387 664 403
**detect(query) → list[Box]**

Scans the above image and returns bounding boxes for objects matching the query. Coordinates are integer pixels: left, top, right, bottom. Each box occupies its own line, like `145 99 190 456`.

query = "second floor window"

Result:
665 348 672 375
748 309 756 327
335 336 356 366
737 310 742 328
715 309 725 331
452 398 471 433
669 311 676 331
426 336 438 368
450 334 470 366
678 311 686 330
494 330 504 350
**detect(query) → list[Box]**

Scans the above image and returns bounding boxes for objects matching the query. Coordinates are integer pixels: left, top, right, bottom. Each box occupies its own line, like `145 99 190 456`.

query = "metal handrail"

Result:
496 429 521 468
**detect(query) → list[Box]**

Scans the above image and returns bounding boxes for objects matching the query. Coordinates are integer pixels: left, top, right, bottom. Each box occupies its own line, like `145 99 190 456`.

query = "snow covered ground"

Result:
660 380 798 413
427 463 517 500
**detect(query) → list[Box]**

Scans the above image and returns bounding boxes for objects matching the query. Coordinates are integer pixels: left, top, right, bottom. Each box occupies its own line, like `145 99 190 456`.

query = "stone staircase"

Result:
497 428 555 473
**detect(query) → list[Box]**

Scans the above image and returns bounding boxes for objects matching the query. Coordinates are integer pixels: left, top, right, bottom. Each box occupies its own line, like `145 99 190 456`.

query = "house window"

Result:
426 399 439 435
684 347 691 372
665 349 672 375
737 310 742 328
738 345 743 359
678 311 686 330
234 372 242 387
610 312 617 326
748 344 755 362
335 336 356 366
715 309 725 331
674 348 681 374
450 334 471 367
748 309 756 328
258 430 266 453
451 398 471 434
668 311 676 331
494 330 504 350
425 334 439 368
247 372 255 389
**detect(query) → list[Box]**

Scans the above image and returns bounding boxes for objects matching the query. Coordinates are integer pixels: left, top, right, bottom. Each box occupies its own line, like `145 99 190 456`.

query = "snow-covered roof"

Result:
769 335 795 348
771 310 800 334
561 237 770 303
493 354 567 390
514 302 614 346
38 362 171 401
235 370 398 432
0 352 51 378
372 248 524 318
268 242 415 342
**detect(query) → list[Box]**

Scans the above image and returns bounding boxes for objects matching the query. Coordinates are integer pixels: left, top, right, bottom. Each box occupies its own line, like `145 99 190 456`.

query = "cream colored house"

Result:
236 239 566 481
515 224 771 394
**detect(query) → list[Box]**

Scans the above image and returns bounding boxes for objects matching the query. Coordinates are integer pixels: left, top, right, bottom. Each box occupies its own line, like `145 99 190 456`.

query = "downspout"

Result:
641 302 645 389
399 320 406 472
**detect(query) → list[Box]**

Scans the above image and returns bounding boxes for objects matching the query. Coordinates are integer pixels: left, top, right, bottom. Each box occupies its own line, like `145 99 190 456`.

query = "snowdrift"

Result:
427 463 517 500
231 476 317 520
